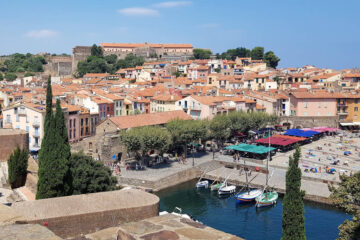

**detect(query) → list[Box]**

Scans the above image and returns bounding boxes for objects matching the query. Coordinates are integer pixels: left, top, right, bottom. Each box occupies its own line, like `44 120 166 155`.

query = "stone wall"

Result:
279 116 339 128
72 46 91 74
0 129 29 162
12 189 159 238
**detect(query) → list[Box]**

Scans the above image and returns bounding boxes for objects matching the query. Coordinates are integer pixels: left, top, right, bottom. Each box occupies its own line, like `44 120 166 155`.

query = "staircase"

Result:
196 161 222 173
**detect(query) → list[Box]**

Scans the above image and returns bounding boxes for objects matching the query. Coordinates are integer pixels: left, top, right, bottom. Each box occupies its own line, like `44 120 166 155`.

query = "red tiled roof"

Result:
109 110 191 129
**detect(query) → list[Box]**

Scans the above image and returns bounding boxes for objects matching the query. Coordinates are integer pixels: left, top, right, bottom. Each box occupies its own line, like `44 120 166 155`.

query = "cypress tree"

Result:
282 145 306 240
37 77 72 198
8 146 28 188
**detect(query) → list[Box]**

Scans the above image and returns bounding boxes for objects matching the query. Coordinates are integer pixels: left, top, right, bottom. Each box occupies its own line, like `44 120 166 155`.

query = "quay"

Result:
117 134 360 205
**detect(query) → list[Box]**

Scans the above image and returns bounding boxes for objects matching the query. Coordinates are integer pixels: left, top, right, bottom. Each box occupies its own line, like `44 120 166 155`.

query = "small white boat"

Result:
218 184 236 195
160 207 201 223
196 180 209 188
236 189 263 203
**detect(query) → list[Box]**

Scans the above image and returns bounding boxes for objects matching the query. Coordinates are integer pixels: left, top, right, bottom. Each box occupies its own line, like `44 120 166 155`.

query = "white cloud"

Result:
153 1 192 8
25 30 58 39
118 7 159 16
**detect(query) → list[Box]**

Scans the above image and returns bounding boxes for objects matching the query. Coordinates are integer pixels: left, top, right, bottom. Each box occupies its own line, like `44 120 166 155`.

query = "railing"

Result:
32 122 40 127
337 111 348 115
33 132 40 137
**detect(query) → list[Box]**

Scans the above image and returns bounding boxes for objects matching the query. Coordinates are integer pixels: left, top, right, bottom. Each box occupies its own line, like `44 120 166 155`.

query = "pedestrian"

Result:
233 154 236 162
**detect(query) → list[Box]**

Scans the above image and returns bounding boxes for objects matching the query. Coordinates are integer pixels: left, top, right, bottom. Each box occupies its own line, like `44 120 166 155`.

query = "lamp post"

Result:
192 143 195 167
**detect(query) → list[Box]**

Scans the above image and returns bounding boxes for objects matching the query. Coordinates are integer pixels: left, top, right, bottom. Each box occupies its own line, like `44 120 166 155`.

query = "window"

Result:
73 130 75 138
69 130 72 139
355 99 359 104
304 112 308 116
16 125 20 129
26 116 29 123
16 115 19 122
81 119 83 126
304 102 308 108
69 119 72 128
86 118 88 125
29 136 31 143
6 115 10 123
355 115 358 120
318 112 321 116
355 107 358 112
318 102 321 108
116 110 118 115
324 102 328 108
74 120 76 128
26 126 29 132
35 127 39 135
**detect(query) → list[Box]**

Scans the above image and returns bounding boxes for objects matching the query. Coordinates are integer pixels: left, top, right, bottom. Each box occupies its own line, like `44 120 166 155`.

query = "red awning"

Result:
254 136 299 146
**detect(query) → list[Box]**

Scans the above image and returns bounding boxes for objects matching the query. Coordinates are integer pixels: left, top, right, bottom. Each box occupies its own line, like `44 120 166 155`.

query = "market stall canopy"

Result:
254 136 299 146
284 129 320 138
272 134 307 141
225 143 275 154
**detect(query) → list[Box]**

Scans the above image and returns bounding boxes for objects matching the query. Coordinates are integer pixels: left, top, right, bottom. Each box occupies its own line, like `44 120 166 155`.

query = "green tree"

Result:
193 49 212 59
282 145 306 240
105 54 117 64
37 79 72 199
0 73 3 80
251 47 264 60
91 44 103 57
7 146 28 189
264 51 281 69
166 119 208 154
70 153 118 194
329 173 360 239
219 47 251 60
209 115 231 147
24 72 35 77
5 72 17 81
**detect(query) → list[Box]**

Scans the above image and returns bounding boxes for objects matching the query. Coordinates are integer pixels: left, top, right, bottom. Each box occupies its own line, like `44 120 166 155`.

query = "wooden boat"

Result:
255 129 278 208
211 182 224 191
236 189 263 204
196 180 209 188
255 191 278 207
218 183 236 195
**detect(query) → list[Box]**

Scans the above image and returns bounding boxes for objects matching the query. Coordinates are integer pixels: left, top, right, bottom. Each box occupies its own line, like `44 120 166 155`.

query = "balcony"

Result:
18 111 26 116
33 132 40 137
32 122 40 127
337 111 348 115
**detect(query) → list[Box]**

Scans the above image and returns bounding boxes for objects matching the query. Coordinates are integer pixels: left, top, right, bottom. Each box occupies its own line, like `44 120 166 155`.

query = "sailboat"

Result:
196 167 209 188
255 129 278 208
218 174 236 195
236 155 262 204
210 169 225 191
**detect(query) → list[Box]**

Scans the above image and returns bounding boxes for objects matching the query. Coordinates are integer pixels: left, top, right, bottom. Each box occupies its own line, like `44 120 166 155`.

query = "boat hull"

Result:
196 180 209 188
255 191 278 208
236 189 263 204
218 185 236 195
211 183 224 191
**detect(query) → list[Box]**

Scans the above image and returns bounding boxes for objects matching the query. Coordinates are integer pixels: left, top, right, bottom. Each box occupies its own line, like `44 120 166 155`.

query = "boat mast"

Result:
266 129 270 187
242 155 250 194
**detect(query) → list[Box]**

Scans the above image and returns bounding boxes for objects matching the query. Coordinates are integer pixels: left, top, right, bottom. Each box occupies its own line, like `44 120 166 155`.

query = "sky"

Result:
0 0 359 69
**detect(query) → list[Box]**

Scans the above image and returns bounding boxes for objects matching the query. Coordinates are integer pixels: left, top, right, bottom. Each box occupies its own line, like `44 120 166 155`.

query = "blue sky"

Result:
1 0 359 69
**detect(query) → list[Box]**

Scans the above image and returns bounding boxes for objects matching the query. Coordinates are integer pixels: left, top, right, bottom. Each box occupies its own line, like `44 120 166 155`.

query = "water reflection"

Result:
156 180 350 240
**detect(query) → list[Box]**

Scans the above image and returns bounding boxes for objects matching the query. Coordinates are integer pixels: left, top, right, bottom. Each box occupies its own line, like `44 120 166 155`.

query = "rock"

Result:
180 218 206 229
140 230 179 240
162 219 184 228
117 229 136 240
120 220 162 235
0 224 62 240
85 227 118 240
175 228 222 240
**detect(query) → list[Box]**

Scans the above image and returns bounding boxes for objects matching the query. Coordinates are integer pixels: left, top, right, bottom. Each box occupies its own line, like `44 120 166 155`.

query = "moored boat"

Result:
255 191 278 207
211 183 224 191
236 189 263 204
218 184 236 195
196 180 209 188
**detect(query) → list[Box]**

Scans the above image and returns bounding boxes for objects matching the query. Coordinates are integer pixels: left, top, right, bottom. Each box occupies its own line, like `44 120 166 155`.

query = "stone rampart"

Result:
11 189 159 238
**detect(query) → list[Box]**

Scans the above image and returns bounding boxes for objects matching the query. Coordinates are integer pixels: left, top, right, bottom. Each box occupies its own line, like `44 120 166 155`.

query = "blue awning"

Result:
284 129 320 138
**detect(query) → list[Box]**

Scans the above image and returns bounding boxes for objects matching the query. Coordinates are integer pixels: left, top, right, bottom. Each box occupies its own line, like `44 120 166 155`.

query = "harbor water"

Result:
156 180 351 240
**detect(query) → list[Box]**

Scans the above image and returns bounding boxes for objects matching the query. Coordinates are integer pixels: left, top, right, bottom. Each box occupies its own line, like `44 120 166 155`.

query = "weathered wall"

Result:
12 189 159 238
279 116 339 128
0 130 29 162
72 46 91 74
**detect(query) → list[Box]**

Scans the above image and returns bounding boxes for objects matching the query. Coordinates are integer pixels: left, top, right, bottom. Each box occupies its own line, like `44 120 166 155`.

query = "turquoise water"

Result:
156 180 351 240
